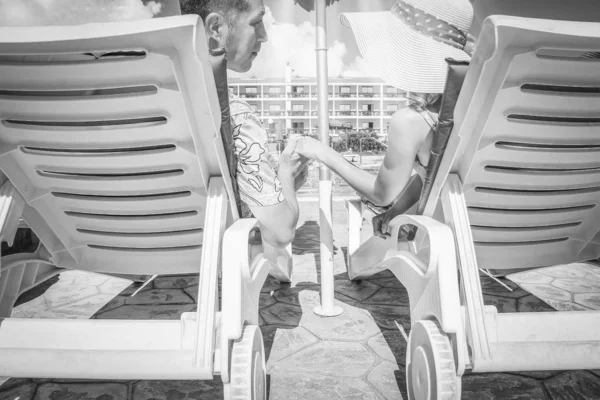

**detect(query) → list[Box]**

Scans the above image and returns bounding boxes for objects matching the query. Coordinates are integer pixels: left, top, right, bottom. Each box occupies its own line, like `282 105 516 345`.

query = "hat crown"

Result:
398 0 473 32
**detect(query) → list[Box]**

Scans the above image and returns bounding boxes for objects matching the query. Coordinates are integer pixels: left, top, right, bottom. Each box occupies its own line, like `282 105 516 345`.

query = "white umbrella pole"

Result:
313 0 342 317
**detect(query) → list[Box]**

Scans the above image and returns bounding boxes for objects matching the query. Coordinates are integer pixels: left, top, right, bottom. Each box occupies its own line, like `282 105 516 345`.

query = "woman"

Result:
288 0 475 238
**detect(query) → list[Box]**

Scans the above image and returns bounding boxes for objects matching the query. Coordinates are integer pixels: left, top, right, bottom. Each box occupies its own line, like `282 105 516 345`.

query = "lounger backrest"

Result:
424 16 600 270
0 16 234 274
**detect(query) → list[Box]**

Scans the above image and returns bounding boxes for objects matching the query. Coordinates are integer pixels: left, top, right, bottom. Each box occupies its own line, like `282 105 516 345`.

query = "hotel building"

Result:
228 77 410 142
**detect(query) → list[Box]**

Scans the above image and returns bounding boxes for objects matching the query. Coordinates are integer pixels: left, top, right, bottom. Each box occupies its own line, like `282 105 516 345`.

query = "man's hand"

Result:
289 136 325 161
280 137 312 188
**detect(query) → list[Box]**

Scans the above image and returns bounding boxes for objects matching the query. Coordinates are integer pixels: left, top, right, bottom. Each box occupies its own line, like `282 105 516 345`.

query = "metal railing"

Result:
289 111 310 116
359 111 381 116
262 111 286 117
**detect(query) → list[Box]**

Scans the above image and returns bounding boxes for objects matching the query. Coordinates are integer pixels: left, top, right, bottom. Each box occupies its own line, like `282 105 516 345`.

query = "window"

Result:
361 122 374 129
361 86 373 93
269 87 281 94
269 104 281 111
340 86 351 94
292 122 304 129
246 87 258 94
339 104 351 111
386 86 398 94
293 86 305 93
386 104 399 111
361 104 373 111
292 104 305 111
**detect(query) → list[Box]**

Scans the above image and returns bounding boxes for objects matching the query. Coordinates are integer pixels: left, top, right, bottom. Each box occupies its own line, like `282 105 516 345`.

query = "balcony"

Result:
358 93 377 98
336 93 357 98
286 128 318 136
383 110 396 116
239 93 259 98
333 111 357 117
263 93 285 98
359 111 381 116
383 93 403 98
289 111 310 117
288 92 309 98
262 111 286 117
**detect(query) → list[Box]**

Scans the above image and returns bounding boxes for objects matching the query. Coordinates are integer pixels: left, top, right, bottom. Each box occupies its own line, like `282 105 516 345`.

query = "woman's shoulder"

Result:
388 106 431 148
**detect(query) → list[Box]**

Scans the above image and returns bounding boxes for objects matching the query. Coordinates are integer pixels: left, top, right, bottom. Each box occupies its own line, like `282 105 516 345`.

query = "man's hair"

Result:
180 0 250 25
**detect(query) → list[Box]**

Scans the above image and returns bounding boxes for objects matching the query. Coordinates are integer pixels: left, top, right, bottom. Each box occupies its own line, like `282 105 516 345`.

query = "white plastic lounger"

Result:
0 15 283 400
346 16 600 399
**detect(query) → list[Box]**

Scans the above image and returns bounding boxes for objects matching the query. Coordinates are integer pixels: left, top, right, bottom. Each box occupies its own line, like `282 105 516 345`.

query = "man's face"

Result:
224 0 267 73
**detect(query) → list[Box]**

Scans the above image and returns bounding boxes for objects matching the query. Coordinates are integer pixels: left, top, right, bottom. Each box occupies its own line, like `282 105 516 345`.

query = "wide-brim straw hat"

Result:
340 0 474 93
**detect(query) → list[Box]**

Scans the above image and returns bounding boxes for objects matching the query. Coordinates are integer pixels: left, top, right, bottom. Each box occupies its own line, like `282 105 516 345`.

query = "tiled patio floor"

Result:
2 198 600 399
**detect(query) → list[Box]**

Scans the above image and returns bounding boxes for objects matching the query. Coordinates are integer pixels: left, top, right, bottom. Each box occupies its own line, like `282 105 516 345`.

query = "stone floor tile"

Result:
480 276 529 299
97 276 135 295
358 304 411 331
44 285 100 308
0 378 31 391
274 285 356 310
261 275 286 293
367 277 404 289
483 294 518 313
14 275 59 308
367 361 405 400
259 313 267 326
183 285 199 303
132 380 222 400
117 283 153 297
510 371 564 380
153 275 199 289
125 289 194 305
574 293 600 309
335 279 380 302
268 373 383 400
519 283 572 302
543 371 600 400
260 292 278 308
35 382 128 400
96 296 126 314
517 295 556 312
462 373 548 399
362 287 410 307
509 270 554 285
51 295 124 316
538 265 588 279
269 341 376 378
95 304 196 319
261 325 319 367
0 383 36 400
551 278 600 294
260 302 303 327
589 370 600 378
367 331 407 366
300 304 382 341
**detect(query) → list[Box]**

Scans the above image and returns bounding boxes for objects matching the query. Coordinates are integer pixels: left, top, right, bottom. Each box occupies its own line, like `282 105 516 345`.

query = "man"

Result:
180 0 307 249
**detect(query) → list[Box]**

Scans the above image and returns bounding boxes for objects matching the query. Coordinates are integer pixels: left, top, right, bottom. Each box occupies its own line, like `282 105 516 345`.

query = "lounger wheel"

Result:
406 320 458 400
227 325 267 400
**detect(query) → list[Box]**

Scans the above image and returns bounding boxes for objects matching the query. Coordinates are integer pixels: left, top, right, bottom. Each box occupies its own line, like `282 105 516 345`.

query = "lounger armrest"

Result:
345 197 363 260
386 214 456 279
221 218 275 340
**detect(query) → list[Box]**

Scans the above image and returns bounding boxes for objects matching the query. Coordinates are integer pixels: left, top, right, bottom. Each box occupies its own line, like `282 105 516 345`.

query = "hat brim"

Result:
340 11 470 93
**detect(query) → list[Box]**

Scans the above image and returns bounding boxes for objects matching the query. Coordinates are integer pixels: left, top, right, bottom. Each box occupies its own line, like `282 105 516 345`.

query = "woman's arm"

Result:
294 107 429 206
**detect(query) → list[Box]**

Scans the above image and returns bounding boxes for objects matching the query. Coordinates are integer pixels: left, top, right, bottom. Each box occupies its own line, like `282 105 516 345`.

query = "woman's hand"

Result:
279 137 311 191
372 210 394 239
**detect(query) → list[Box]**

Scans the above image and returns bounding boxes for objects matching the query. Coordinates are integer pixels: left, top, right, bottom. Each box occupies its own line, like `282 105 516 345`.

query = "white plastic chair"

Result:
0 15 285 400
345 15 600 399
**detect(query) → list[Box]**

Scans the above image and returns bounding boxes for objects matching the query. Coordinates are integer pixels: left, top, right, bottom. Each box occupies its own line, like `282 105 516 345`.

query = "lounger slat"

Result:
0 119 189 146
486 117 600 145
0 53 176 91
66 211 205 233
467 205 596 228
498 87 600 115
0 88 184 122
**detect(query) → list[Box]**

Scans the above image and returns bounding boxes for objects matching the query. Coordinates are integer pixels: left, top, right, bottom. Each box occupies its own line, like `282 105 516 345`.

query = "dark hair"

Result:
180 0 250 25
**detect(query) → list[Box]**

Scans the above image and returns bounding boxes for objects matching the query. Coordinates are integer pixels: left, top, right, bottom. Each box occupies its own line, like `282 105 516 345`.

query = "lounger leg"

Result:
0 180 27 317
194 178 228 370
441 174 491 364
